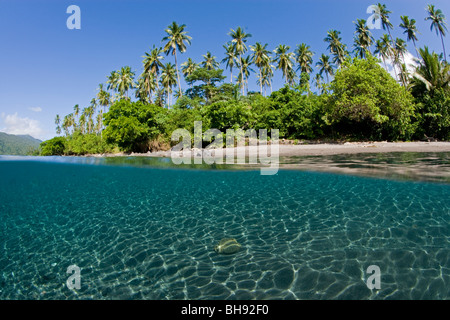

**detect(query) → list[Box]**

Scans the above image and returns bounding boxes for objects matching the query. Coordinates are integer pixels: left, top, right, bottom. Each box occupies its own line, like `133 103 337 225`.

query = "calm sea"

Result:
0 154 449 299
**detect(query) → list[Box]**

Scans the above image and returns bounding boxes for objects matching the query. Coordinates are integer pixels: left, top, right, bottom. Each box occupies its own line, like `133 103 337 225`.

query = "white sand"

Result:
114 141 450 158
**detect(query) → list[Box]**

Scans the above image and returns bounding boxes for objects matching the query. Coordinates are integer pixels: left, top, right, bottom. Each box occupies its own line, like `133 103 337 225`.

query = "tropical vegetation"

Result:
41 3 450 155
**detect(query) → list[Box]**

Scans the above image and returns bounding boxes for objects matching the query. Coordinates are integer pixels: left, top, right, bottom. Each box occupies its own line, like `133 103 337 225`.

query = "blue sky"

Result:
0 0 449 140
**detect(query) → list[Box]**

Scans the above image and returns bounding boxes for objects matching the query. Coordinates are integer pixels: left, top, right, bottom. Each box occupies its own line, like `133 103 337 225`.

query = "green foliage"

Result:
202 100 254 132
164 102 204 138
40 137 66 156
40 134 115 156
103 100 167 152
413 88 450 140
185 67 226 87
65 132 114 155
185 67 227 102
267 85 326 139
327 55 416 140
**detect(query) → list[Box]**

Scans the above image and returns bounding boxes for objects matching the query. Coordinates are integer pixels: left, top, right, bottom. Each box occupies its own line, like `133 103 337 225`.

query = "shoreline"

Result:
88 141 450 158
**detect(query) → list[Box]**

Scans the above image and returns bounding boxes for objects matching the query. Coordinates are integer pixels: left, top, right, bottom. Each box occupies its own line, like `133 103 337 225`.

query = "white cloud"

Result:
29 107 42 112
0 113 44 140
377 51 419 81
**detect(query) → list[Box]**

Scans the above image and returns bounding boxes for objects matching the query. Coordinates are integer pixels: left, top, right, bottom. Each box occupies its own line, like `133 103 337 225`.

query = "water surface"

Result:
0 154 449 299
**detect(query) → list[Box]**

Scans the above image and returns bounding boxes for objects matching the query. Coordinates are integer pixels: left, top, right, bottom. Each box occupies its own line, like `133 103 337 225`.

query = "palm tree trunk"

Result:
382 57 388 71
166 85 170 108
239 53 244 95
174 51 182 97
230 67 233 84
386 28 400 82
146 76 153 104
440 33 447 62
412 39 419 59
259 68 263 94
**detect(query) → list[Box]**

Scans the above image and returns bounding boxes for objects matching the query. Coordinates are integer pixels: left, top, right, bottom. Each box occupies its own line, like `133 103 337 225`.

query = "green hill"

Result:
0 132 42 155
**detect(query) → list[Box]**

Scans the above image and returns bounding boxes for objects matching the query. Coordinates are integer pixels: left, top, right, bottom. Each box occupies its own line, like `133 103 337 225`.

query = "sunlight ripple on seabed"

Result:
0 155 449 300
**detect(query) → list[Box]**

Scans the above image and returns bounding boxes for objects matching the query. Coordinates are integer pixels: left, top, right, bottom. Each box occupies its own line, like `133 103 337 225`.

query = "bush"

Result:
103 100 167 152
269 86 326 139
201 100 254 132
326 55 416 140
40 137 67 156
65 132 114 155
413 88 450 140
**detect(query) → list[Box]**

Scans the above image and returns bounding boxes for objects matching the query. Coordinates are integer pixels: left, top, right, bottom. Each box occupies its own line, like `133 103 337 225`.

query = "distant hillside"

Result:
0 132 42 155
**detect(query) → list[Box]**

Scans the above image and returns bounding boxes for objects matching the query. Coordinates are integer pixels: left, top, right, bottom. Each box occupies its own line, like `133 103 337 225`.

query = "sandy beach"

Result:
106 141 450 158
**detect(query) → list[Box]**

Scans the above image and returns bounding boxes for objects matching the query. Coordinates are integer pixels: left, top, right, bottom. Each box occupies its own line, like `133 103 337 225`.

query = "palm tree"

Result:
324 30 348 67
376 3 405 76
314 73 324 94
181 58 198 79
374 35 392 70
106 70 119 97
96 111 103 135
228 27 252 94
425 4 448 62
181 58 198 91
85 106 95 134
160 63 177 108
222 42 238 84
273 44 294 84
63 113 75 136
96 84 111 112
201 51 219 70
353 19 374 58
377 3 395 44
135 73 154 104
400 15 420 57
96 84 110 138
398 63 411 89
394 38 408 64
78 113 86 134
353 36 369 59
250 42 271 94
316 54 334 83
259 64 274 96
412 46 450 93
142 46 165 92
286 68 297 86
55 114 61 135
394 38 409 87
116 66 136 99
154 88 166 108
374 34 399 81
73 104 80 131
295 43 314 75
162 22 192 97
238 55 254 95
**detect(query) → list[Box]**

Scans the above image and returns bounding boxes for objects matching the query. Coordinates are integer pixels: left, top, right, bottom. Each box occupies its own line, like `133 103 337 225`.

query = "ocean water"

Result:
0 155 449 300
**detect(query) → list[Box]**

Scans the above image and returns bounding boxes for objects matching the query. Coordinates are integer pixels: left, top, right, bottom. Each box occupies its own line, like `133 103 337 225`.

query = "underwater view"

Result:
0 154 449 300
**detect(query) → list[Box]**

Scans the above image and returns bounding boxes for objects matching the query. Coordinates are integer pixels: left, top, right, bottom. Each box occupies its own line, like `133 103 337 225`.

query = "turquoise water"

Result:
0 155 449 299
